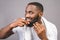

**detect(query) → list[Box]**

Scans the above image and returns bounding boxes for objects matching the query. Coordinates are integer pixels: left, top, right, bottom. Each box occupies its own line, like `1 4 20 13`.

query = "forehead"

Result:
25 5 38 11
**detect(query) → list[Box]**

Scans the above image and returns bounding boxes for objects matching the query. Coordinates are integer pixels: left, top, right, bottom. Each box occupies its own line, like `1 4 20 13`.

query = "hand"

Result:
9 18 29 28
33 22 48 40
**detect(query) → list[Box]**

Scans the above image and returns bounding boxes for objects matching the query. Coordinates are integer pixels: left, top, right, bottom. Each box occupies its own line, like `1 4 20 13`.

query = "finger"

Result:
18 22 25 26
33 24 37 28
33 24 39 30
33 24 42 34
35 22 41 27
35 22 45 31
18 23 24 27
34 23 42 31
33 24 40 33
17 18 30 24
33 24 37 30
18 24 23 27
18 22 25 24
22 20 29 25
34 22 40 29
20 19 29 24
35 22 42 29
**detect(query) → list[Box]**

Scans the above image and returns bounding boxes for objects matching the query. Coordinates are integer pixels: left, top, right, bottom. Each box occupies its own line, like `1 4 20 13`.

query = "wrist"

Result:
38 34 48 40
41 37 48 40
9 24 16 29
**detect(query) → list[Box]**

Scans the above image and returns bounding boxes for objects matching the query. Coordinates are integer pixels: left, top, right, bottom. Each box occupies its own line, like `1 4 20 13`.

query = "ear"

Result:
38 12 43 17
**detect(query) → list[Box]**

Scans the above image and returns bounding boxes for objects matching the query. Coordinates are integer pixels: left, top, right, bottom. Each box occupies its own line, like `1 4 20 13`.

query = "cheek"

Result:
31 14 35 18
31 14 37 18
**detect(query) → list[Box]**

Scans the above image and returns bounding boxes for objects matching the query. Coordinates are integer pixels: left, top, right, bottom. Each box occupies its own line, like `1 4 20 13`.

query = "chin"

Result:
27 21 34 27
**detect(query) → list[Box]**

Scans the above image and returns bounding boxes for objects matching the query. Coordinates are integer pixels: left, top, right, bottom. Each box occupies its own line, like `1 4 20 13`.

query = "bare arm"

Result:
0 24 14 39
33 22 48 40
0 18 28 39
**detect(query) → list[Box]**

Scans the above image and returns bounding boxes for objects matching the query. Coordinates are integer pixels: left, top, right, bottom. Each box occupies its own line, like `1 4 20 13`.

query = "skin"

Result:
0 18 29 39
0 4 48 40
25 5 48 40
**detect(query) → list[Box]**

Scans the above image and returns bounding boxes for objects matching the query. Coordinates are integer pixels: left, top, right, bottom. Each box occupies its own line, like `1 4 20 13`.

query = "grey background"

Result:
0 0 60 40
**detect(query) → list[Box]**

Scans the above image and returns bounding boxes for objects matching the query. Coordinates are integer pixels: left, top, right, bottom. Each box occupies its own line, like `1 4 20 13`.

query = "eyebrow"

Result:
25 10 33 13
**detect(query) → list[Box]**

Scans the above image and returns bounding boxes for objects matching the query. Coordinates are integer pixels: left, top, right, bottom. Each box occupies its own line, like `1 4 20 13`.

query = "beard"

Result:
25 16 39 27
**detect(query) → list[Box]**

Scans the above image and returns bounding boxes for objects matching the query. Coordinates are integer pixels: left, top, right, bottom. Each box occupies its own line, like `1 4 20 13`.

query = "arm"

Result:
33 22 57 40
38 32 48 40
0 24 14 39
33 22 48 40
0 18 29 39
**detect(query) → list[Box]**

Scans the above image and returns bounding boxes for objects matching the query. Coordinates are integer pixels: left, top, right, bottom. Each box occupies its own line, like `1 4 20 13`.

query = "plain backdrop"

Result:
0 0 60 40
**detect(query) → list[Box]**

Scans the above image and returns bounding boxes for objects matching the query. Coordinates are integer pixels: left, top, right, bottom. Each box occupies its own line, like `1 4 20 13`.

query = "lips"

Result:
26 19 31 22
26 18 32 22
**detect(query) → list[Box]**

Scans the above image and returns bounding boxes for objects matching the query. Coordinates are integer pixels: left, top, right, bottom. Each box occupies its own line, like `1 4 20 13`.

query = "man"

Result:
0 2 57 40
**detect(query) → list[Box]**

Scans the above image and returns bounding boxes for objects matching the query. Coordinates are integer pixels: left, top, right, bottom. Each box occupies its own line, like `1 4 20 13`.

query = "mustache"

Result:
25 17 32 20
25 17 39 27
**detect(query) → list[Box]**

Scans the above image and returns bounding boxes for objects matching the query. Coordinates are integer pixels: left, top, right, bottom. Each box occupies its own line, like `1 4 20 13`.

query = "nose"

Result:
26 13 30 18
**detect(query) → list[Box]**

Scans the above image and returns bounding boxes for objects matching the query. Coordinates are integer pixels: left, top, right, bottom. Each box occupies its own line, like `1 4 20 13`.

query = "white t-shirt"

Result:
12 17 57 40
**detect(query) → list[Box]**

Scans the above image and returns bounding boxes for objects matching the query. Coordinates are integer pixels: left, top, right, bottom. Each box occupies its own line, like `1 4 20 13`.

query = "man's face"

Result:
25 5 42 24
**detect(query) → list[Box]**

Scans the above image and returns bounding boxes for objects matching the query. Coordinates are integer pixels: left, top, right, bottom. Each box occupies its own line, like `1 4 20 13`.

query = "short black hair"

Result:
28 2 44 12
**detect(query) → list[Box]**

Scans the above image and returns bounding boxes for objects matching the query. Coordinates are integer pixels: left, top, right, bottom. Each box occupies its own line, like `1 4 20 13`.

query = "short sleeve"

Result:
12 27 17 33
12 26 24 33
12 18 25 33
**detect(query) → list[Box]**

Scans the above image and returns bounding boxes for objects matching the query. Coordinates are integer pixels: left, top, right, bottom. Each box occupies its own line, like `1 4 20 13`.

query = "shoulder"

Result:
42 17 57 32
42 17 58 40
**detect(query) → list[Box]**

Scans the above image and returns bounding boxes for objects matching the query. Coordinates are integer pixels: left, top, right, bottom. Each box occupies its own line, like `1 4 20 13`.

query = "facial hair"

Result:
26 16 39 27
